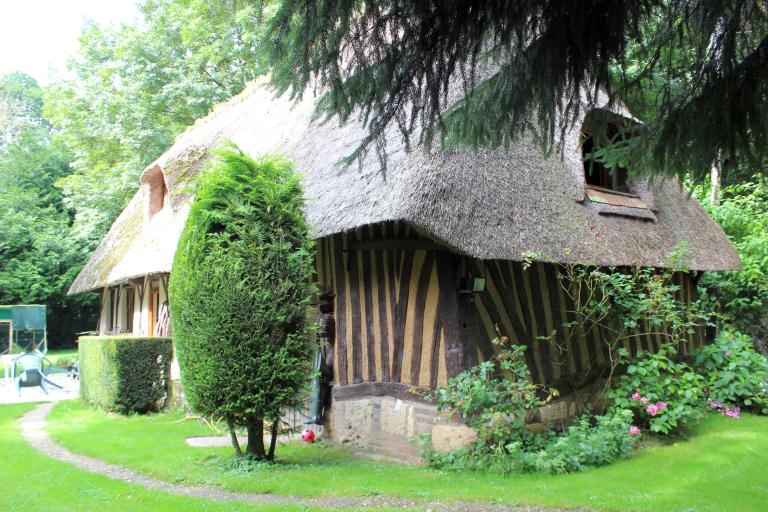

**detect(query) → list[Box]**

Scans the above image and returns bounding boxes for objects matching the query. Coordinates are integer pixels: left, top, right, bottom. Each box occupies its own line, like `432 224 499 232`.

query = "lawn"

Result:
49 399 768 512
0 403 360 511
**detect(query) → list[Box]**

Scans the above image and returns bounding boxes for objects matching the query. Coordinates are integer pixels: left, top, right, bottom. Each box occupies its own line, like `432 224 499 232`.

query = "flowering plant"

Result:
709 400 741 419
608 344 706 435
694 331 768 415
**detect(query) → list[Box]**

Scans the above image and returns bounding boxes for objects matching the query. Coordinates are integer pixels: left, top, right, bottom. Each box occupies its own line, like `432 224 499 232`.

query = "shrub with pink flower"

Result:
628 426 641 436
608 345 707 436
724 407 741 419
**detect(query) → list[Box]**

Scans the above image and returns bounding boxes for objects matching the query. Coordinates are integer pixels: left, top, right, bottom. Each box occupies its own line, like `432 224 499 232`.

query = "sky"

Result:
0 0 139 85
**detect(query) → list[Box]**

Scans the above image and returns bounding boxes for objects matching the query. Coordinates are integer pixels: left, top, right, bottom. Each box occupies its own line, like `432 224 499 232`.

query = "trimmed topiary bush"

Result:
79 336 173 414
169 144 316 460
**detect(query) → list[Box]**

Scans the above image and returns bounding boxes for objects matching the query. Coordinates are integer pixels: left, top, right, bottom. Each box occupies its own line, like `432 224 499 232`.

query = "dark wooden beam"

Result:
348 239 448 252
332 381 434 404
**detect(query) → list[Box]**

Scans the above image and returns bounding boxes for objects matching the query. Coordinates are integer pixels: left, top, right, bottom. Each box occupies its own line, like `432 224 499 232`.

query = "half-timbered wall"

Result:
466 259 705 393
316 222 706 392
316 223 453 388
97 274 169 336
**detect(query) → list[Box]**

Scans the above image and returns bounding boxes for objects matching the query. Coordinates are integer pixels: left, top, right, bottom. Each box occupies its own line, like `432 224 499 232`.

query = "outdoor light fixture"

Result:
458 271 486 302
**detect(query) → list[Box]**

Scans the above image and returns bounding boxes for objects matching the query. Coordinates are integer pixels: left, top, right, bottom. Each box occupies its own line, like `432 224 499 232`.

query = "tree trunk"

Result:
227 418 242 457
246 417 266 459
267 417 279 461
710 162 721 205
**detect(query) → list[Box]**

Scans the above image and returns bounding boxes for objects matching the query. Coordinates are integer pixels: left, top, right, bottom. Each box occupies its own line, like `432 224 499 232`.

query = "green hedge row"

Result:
79 336 173 414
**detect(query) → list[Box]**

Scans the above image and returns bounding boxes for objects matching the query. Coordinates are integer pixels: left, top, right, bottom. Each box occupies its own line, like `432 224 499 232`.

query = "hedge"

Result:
79 336 174 414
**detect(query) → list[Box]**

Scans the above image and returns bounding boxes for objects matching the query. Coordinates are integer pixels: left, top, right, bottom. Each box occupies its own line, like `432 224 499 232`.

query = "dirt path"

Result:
20 403 585 512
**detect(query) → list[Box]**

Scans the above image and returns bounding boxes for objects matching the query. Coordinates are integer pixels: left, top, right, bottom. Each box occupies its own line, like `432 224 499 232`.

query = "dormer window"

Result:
580 111 653 219
581 111 633 194
144 166 168 216
582 127 629 193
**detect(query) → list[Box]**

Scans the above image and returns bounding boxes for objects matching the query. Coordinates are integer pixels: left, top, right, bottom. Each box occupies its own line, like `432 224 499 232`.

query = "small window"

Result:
581 122 630 193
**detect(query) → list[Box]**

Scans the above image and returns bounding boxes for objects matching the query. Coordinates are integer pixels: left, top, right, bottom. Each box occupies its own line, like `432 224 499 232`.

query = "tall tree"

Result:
267 0 768 181
170 147 315 460
0 72 45 147
46 0 270 245
0 73 97 345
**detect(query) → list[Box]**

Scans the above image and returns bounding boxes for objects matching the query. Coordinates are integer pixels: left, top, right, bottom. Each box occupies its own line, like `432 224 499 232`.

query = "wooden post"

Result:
115 284 123 333
137 277 147 335
96 288 108 333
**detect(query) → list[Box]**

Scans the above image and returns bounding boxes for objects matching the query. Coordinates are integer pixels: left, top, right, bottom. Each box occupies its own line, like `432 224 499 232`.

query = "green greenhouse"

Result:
0 305 47 354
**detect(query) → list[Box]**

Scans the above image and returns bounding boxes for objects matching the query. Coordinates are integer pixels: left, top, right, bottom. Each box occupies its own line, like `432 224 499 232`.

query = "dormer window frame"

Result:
579 109 637 197
143 165 169 218
579 110 655 219
581 125 631 194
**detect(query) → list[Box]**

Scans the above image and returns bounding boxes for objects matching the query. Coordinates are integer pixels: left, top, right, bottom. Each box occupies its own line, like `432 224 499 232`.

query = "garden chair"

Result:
12 352 62 396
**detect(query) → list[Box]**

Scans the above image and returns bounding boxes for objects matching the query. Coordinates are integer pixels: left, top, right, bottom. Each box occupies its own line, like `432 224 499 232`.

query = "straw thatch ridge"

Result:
68 79 740 295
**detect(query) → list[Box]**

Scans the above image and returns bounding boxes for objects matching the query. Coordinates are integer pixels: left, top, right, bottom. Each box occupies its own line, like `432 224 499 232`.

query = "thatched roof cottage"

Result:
69 80 739 460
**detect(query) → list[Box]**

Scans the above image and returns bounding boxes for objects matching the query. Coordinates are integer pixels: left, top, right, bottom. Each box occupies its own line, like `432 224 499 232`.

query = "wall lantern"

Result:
458 271 486 302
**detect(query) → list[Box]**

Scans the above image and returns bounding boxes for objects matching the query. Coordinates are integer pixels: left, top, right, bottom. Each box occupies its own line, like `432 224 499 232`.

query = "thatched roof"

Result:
68 80 740 295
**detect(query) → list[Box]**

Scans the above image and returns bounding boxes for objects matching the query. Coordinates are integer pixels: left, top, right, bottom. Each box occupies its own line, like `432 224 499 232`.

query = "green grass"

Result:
46 348 79 366
0 403 354 511
48 399 768 511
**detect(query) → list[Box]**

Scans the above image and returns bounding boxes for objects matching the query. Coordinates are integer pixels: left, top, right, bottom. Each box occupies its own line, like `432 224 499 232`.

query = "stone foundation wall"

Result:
324 381 606 462
165 379 187 410
532 378 608 430
325 394 480 462
325 396 459 462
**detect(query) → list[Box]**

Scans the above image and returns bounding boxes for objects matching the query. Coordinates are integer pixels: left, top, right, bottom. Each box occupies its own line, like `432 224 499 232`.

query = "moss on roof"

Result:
69 79 740 295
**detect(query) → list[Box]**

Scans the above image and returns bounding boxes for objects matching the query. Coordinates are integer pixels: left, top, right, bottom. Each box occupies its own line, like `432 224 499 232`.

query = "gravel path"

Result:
20 403 586 512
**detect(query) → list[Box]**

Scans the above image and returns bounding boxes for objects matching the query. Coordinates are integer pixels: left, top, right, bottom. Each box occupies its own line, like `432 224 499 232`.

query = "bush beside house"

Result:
170 146 316 461
79 336 173 414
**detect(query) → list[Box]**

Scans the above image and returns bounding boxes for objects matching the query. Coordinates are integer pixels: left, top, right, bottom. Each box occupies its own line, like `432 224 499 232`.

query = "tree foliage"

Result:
0 73 97 346
46 0 271 244
0 72 45 147
267 0 768 180
169 145 315 460
696 176 768 349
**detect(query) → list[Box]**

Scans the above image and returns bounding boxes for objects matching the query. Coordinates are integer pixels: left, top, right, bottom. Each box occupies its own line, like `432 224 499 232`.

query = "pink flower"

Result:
647 404 659 416
656 401 667 410
640 397 649 404
629 426 641 437
709 400 724 410
632 392 641 401
724 407 741 419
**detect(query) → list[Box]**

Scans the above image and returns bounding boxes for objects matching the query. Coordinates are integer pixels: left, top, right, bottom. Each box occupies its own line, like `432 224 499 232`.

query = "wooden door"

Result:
149 288 160 336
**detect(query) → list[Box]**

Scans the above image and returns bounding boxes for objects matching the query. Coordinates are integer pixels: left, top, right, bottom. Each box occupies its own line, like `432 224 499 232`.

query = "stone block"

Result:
431 424 477 453
380 397 417 437
539 399 570 424
525 422 548 435
338 399 374 447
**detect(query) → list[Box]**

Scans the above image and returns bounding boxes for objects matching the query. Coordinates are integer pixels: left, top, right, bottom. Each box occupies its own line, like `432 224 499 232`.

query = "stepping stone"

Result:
186 431 307 447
